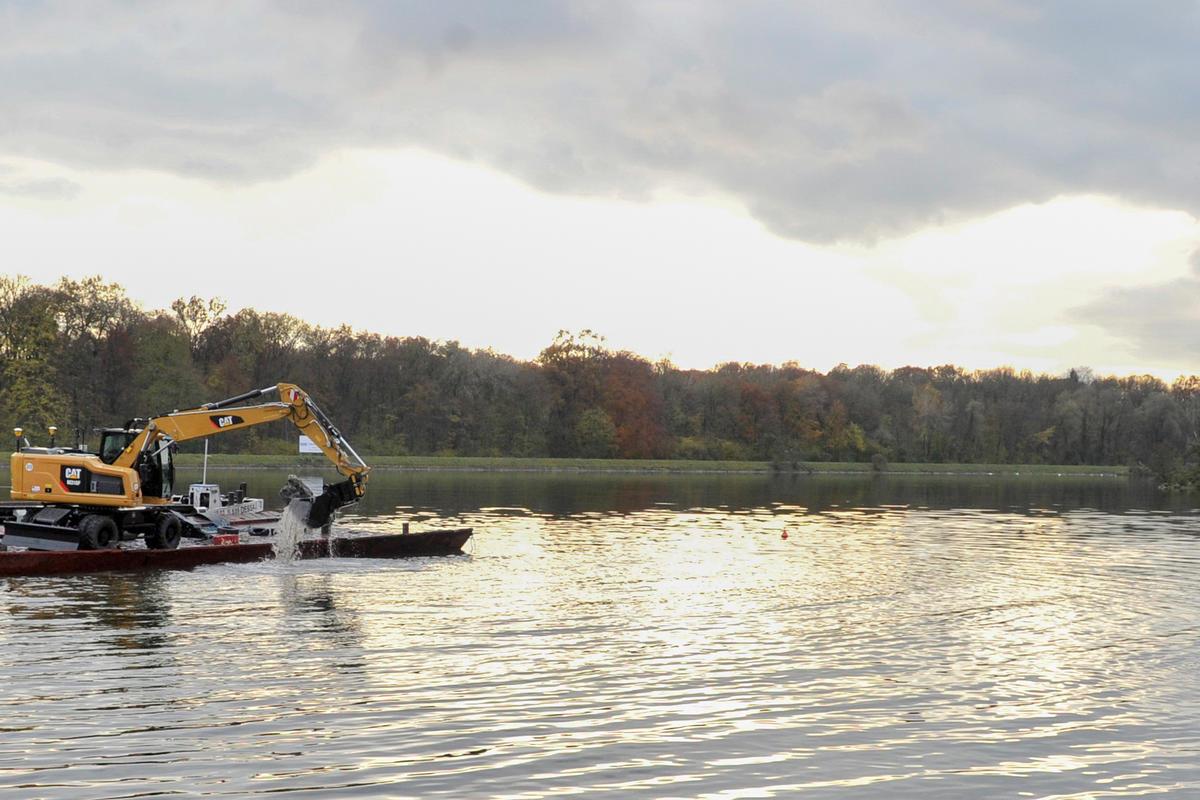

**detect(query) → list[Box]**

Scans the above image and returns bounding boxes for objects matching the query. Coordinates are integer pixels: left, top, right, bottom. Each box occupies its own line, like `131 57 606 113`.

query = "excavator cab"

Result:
99 429 137 464
136 445 175 500
98 428 176 500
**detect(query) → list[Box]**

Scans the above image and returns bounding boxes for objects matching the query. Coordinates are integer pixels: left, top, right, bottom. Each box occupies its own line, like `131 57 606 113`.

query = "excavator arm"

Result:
115 383 370 527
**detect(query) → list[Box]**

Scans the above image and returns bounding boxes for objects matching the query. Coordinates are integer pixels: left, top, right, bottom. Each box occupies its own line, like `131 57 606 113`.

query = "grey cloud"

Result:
3 1 1199 241
0 161 80 199
0 178 79 200
1069 250 1200 367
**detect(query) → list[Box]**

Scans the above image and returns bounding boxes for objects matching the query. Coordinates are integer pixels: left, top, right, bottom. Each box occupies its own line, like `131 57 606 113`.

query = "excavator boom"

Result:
130 383 370 527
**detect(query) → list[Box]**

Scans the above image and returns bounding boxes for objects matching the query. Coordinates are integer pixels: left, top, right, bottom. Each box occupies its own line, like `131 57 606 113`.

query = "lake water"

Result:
3 470 1200 799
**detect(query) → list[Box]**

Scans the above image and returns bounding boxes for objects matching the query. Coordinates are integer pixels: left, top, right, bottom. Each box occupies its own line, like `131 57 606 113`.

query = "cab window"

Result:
99 431 137 464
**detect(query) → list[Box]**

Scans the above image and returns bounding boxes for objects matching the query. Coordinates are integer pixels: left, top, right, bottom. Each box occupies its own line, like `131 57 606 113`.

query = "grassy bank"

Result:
170 453 1130 477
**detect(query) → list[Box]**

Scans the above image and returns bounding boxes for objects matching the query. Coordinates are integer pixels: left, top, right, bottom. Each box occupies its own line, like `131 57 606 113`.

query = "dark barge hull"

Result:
0 529 472 577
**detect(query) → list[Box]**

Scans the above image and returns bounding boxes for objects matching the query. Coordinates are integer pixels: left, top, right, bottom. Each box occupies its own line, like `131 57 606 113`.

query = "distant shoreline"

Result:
158 454 1130 478
0 454 1131 477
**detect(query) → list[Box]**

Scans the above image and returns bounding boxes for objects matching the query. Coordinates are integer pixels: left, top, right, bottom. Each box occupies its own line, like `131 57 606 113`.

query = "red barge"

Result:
0 528 473 577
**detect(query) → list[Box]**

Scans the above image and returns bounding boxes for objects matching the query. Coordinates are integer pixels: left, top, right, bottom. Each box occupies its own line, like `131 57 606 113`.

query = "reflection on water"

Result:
4 571 173 650
197 467 1180 521
3 473 1200 798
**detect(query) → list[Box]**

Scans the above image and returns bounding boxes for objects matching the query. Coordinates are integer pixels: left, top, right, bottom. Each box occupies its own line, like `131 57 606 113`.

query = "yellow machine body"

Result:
9 450 140 506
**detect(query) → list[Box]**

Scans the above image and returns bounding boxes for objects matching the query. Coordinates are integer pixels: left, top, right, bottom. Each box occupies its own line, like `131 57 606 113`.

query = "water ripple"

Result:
4 487 1200 797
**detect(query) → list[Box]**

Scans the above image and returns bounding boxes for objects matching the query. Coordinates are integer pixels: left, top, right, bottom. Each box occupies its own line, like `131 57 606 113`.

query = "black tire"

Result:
78 515 119 550
146 514 182 550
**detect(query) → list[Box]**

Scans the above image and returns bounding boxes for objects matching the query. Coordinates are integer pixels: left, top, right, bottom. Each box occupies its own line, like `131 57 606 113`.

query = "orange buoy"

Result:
781 530 789 539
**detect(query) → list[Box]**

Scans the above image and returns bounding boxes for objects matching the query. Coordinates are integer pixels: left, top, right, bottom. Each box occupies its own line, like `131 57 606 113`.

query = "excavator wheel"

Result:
78 515 119 550
146 514 182 550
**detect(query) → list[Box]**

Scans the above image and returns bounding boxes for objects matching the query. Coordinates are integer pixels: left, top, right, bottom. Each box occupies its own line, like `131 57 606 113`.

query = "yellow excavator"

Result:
5 383 370 550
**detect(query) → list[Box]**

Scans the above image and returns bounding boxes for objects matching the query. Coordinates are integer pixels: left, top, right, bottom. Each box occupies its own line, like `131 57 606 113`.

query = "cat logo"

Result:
210 414 244 429
63 466 83 488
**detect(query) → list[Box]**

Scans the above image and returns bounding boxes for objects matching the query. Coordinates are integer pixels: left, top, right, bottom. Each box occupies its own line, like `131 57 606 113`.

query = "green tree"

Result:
575 406 617 458
51 276 141 439
912 383 947 461
0 277 65 435
539 330 610 457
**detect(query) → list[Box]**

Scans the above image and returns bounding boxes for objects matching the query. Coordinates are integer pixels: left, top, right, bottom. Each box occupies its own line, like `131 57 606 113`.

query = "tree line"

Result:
3 276 1199 477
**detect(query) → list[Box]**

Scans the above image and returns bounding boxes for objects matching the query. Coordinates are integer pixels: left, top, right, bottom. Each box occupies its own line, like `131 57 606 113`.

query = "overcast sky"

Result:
4 1 1200 377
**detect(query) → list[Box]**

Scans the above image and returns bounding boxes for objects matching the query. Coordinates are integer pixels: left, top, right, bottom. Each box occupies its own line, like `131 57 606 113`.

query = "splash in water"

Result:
271 501 308 562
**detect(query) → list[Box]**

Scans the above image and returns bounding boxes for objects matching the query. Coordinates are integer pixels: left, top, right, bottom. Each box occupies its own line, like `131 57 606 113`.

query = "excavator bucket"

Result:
306 478 360 529
279 476 361 530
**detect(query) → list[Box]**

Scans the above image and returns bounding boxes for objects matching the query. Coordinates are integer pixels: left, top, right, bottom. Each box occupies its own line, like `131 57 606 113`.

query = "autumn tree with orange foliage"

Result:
602 352 669 459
